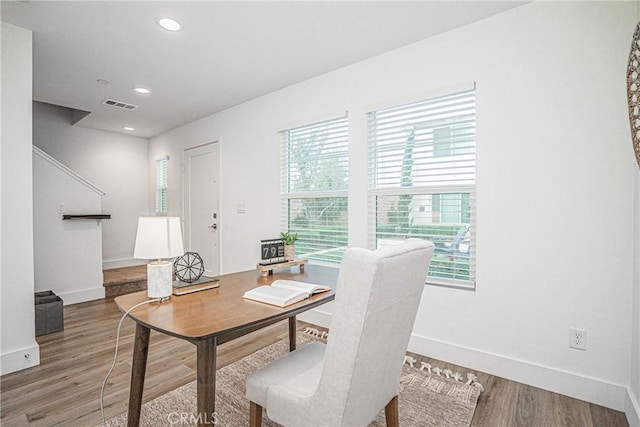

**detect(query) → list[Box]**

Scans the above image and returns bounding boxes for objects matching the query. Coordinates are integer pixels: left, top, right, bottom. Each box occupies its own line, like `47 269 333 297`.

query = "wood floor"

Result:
0 298 628 427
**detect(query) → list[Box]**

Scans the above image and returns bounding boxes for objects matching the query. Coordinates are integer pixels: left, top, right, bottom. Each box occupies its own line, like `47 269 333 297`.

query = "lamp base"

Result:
147 261 173 299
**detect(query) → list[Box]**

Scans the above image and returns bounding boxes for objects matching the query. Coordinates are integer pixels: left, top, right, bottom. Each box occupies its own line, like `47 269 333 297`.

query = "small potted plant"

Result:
280 231 299 261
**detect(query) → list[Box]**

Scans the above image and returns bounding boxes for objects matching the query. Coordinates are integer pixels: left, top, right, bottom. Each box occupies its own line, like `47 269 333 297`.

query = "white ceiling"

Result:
2 1 525 138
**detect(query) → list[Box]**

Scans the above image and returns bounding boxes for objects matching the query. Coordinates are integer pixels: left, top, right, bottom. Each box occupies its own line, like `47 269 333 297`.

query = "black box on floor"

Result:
35 291 63 336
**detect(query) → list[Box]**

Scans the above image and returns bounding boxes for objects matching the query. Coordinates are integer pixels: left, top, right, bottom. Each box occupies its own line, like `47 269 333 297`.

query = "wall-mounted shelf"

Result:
62 214 111 220
62 214 111 225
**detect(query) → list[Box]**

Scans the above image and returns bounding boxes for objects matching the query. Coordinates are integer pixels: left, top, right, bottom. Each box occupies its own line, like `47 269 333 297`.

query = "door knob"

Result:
208 223 217 229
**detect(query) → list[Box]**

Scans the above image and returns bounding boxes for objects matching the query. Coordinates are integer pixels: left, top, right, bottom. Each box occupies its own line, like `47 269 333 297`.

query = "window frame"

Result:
367 88 476 290
280 116 349 265
155 156 168 216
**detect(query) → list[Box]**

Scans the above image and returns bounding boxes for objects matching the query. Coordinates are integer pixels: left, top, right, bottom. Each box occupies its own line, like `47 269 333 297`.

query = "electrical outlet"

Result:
569 327 586 350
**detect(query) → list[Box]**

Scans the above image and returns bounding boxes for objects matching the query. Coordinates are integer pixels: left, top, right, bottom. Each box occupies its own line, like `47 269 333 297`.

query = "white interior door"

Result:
183 142 220 277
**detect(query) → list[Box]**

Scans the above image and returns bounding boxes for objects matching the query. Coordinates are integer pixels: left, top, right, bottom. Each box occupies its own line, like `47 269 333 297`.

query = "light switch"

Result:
57 203 65 214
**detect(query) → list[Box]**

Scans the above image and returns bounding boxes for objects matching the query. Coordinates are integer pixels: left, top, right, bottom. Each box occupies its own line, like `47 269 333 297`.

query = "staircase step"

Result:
103 265 147 298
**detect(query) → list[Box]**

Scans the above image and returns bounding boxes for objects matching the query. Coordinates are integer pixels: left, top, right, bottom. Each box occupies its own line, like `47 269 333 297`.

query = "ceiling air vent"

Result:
101 99 139 111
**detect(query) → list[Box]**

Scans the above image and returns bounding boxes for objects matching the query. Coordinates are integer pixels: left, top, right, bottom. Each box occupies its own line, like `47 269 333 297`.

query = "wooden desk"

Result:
115 264 337 427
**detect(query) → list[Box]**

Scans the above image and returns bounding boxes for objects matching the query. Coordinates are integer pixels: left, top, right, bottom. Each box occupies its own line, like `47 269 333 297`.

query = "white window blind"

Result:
281 116 349 264
368 88 476 288
155 157 168 215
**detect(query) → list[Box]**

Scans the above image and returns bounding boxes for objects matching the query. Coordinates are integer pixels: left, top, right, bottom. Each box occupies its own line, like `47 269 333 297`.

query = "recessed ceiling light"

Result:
158 18 182 32
123 126 135 131
133 87 151 94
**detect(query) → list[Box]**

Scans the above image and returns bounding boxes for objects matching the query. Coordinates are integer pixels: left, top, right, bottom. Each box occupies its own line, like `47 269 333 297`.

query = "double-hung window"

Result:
155 156 168 215
281 116 349 264
368 88 476 288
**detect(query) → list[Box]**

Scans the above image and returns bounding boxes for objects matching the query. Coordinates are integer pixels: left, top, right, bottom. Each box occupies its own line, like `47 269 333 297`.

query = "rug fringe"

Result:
403 356 483 392
303 326 329 339
303 327 483 392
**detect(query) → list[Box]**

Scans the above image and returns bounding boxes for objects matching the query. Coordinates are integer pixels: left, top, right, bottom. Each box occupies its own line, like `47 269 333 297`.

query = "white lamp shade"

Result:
133 217 185 260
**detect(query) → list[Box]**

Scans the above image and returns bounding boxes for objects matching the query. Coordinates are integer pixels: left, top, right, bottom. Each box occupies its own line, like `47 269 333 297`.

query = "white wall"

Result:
629 4 640 418
33 148 105 304
1 22 40 375
630 166 640 426
412 1 634 413
150 1 637 415
33 101 149 269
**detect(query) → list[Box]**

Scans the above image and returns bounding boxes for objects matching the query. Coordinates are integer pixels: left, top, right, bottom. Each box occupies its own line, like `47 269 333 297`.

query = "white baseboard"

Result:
103 258 146 270
56 286 105 305
408 332 627 411
627 388 640 427
1 343 40 376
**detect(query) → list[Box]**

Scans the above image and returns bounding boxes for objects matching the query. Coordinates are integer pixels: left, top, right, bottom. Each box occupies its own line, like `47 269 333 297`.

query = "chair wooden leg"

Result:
249 401 263 427
384 395 399 427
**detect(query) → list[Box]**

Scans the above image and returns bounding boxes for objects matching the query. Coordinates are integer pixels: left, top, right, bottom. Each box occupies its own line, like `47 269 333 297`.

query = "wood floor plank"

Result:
590 403 630 427
514 383 554 427
551 392 593 427
471 375 519 426
0 298 629 426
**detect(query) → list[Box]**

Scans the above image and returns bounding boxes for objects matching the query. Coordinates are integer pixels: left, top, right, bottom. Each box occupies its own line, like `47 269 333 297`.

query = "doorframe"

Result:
181 138 222 276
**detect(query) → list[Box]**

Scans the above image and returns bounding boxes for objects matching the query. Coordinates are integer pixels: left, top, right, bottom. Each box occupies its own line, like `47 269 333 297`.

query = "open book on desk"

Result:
243 280 331 307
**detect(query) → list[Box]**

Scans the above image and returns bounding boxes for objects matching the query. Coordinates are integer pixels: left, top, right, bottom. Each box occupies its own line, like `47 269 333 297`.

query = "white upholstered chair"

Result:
246 239 435 427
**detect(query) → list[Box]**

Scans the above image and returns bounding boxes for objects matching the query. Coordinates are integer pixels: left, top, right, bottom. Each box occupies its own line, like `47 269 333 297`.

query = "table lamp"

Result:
133 216 184 300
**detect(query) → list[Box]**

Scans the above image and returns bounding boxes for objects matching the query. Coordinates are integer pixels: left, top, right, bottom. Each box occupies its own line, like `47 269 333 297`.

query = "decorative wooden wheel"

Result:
627 21 640 168
174 252 205 283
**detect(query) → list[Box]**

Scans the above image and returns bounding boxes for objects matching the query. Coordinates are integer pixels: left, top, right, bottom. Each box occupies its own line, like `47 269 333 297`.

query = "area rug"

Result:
104 329 482 426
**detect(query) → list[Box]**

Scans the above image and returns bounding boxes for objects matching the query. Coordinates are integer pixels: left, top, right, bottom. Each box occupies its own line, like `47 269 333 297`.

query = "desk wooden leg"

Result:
196 337 217 427
127 323 150 427
288 316 296 352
